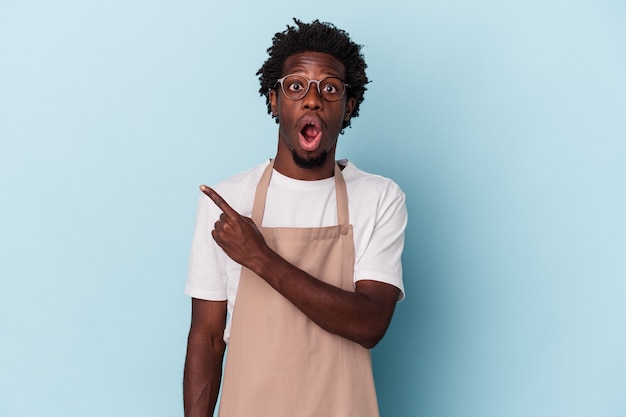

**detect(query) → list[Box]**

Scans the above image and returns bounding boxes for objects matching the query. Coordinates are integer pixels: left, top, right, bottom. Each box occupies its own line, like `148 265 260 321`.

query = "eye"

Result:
288 81 305 92
322 84 338 94
321 78 344 96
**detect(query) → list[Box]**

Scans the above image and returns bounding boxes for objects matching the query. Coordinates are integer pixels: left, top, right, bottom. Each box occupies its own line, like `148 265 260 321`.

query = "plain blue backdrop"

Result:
1 1 625 416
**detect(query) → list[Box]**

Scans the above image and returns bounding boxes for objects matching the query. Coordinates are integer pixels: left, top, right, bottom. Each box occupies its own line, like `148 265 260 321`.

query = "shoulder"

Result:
340 160 406 204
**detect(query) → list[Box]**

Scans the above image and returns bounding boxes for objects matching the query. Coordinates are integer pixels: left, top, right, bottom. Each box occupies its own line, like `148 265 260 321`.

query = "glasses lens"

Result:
282 75 308 100
319 78 346 102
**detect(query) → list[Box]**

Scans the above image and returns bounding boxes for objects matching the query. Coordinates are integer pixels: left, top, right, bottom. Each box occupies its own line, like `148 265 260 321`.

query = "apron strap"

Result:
251 159 274 225
334 163 349 226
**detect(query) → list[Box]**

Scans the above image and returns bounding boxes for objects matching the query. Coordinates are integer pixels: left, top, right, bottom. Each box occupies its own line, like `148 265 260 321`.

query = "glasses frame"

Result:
275 74 350 102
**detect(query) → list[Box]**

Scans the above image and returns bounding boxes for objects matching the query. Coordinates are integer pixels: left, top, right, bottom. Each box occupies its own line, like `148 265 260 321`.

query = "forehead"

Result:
282 51 346 79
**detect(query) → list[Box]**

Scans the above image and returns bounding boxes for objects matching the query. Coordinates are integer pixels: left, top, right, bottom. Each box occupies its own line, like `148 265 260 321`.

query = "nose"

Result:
301 80 323 110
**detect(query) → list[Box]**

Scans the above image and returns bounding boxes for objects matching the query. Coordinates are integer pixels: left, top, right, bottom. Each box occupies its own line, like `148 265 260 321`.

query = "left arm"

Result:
202 185 400 349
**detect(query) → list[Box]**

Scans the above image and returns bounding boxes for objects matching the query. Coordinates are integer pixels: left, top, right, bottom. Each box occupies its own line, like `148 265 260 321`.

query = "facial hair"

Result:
291 148 328 169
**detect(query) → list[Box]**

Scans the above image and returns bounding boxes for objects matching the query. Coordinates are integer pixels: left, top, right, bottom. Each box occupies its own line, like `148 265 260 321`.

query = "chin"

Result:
291 149 328 169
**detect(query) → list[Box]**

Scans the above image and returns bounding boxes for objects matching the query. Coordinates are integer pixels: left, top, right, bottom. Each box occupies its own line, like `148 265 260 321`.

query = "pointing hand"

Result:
200 185 269 270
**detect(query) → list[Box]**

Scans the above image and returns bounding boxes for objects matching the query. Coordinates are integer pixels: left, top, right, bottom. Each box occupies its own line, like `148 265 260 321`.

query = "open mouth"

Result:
298 119 322 151
301 122 320 142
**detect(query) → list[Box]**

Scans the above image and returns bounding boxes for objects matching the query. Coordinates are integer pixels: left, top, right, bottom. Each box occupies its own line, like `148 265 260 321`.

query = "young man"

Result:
184 19 407 417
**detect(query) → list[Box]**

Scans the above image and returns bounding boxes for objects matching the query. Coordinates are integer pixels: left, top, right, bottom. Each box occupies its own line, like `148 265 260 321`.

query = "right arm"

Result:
183 298 227 417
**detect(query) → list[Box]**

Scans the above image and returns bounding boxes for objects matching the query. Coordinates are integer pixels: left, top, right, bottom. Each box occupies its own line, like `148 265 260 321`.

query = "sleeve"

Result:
184 193 229 300
354 181 407 301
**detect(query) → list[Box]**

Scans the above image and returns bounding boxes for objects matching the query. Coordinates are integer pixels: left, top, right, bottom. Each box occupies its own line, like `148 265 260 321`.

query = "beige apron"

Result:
218 160 379 417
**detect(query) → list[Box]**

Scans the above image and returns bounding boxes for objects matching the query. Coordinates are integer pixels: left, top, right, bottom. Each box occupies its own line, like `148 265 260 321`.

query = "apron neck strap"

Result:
251 159 350 226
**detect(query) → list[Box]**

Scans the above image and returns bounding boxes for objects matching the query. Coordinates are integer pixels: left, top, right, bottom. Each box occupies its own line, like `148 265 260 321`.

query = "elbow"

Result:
356 327 388 349
350 281 399 349
359 339 379 350
187 327 226 355
354 307 396 349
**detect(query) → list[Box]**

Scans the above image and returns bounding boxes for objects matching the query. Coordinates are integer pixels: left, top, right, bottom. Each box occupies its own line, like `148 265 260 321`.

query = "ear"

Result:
344 97 357 122
269 89 278 117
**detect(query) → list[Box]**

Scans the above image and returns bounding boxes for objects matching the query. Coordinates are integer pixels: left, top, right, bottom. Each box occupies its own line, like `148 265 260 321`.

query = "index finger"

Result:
199 185 239 217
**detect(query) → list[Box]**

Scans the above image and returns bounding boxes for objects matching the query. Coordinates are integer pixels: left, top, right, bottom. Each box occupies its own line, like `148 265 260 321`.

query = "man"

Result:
184 19 407 417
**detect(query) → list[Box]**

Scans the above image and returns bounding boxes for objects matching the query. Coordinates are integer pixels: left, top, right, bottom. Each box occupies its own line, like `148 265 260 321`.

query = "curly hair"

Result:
257 18 369 132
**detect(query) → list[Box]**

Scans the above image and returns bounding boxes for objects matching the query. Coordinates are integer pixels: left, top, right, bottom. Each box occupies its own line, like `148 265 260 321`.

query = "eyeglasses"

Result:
275 74 350 102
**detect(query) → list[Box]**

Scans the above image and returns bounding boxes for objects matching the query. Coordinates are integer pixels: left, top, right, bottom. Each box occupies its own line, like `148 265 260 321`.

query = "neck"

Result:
273 143 336 181
273 156 335 180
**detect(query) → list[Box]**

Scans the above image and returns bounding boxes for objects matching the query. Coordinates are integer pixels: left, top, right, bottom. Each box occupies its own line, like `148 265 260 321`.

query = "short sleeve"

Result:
185 193 229 300
353 181 407 301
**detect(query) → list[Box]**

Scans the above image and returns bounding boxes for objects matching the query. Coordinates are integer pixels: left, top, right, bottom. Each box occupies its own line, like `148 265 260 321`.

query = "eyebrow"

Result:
285 68 344 79
284 62 344 79
290 74 343 81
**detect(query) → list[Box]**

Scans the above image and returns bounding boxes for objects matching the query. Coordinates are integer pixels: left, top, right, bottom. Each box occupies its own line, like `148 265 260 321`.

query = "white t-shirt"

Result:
185 159 407 342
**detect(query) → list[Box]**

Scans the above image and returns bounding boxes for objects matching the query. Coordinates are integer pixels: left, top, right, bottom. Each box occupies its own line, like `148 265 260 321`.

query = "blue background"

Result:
1 1 625 416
